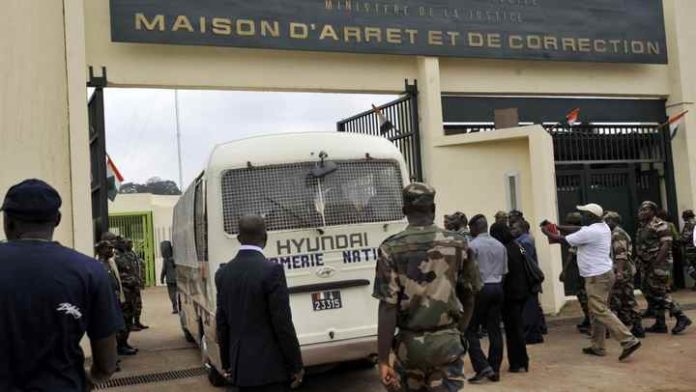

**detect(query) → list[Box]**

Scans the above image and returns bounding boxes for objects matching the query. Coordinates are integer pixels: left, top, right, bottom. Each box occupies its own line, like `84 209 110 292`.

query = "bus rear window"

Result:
221 160 404 234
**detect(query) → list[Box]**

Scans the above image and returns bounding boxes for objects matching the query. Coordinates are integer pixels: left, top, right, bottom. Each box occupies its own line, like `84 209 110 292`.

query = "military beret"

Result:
403 182 436 206
640 201 658 211
1 179 62 222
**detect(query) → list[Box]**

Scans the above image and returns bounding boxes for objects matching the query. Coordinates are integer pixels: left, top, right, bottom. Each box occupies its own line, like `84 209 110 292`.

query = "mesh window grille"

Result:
221 160 404 234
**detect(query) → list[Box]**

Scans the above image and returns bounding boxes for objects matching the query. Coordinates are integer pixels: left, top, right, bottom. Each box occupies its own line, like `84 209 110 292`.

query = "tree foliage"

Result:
119 177 182 195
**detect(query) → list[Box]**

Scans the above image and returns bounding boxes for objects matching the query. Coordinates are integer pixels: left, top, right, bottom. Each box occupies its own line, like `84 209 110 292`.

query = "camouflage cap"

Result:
403 182 436 206
565 212 582 225
640 200 658 211
603 210 622 223
494 211 509 219
683 209 695 219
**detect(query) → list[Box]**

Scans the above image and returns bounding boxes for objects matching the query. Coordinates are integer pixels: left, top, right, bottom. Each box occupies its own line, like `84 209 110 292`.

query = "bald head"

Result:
238 215 267 248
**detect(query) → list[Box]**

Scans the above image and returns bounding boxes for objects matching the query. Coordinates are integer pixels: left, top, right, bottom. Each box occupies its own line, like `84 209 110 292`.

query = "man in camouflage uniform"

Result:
558 212 590 334
445 212 471 241
635 201 692 335
125 239 149 331
114 237 142 352
374 183 481 392
494 211 508 227
679 210 696 290
604 211 645 338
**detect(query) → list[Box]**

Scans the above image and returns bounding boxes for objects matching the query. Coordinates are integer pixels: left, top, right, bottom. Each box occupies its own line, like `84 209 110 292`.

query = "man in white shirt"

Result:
541 204 641 361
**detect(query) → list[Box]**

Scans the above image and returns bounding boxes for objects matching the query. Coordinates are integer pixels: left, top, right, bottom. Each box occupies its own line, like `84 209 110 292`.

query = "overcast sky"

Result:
103 89 396 189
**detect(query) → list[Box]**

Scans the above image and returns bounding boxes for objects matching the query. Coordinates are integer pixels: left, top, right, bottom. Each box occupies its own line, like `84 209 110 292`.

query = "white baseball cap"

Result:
577 203 604 218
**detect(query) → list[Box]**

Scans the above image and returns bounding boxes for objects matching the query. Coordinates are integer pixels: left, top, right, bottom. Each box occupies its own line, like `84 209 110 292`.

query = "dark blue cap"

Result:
1 179 62 222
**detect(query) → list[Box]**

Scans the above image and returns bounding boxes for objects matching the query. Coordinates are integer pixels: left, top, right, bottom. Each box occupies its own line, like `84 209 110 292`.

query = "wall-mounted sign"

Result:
110 0 667 64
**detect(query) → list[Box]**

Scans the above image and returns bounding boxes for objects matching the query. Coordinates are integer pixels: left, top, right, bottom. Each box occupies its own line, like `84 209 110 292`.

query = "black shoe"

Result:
526 337 544 345
117 346 137 356
582 347 606 357
645 320 668 334
619 341 641 361
509 366 529 373
672 315 692 335
468 368 495 384
130 325 143 332
172 309 179 314
631 323 646 338
135 322 149 330
125 344 139 353
488 373 500 382
641 308 656 319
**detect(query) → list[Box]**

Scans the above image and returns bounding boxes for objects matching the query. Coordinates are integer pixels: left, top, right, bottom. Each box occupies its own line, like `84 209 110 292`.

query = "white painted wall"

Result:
110 193 179 286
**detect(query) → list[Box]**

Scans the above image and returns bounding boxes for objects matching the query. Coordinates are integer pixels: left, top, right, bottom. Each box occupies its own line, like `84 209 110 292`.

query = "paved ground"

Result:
96 287 696 392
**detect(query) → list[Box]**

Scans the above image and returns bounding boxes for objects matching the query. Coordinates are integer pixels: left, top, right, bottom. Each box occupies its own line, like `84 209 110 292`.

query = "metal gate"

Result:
337 81 422 181
88 67 109 243
109 212 156 287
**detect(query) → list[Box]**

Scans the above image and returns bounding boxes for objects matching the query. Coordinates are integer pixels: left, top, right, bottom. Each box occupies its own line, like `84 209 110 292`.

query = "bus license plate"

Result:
312 290 342 311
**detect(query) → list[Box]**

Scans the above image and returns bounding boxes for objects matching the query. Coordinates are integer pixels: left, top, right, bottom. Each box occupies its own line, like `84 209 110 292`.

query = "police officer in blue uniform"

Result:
0 179 124 391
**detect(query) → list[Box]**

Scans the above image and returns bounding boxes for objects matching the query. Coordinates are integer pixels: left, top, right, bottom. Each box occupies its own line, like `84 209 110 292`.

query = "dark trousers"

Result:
234 383 290 392
466 283 504 374
523 294 545 344
167 283 178 311
502 297 529 370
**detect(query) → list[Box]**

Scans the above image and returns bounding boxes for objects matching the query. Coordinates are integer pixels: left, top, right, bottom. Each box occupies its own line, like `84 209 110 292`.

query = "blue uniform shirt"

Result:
0 240 124 391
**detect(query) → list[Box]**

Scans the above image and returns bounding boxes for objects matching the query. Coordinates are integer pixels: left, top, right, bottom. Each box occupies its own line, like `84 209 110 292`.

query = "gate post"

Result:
415 57 444 184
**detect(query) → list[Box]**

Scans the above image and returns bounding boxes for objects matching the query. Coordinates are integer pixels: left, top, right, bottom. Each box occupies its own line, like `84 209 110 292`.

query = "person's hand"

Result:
222 370 233 382
290 368 305 389
559 271 566 283
160 278 165 285
379 363 400 391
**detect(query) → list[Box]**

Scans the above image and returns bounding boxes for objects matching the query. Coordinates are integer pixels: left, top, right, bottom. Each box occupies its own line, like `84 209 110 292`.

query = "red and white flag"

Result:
665 110 689 139
565 107 581 124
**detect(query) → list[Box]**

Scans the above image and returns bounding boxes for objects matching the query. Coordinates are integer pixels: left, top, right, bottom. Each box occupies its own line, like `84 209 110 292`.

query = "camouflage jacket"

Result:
611 226 636 277
115 250 141 290
681 219 696 256
636 216 672 265
372 225 482 333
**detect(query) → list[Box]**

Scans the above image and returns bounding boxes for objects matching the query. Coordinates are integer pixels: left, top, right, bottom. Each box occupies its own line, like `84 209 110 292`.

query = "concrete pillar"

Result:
415 57 444 185
665 0 696 218
0 0 92 252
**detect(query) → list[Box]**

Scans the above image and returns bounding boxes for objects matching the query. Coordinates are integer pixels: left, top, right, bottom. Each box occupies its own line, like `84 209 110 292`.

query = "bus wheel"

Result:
201 334 227 387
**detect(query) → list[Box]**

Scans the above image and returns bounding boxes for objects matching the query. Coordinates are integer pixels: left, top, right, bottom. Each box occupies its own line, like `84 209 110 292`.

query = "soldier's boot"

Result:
645 313 668 334
631 322 646 338
134 317 149 330
672 313 692 335
641 307 656 319
576 316 591 334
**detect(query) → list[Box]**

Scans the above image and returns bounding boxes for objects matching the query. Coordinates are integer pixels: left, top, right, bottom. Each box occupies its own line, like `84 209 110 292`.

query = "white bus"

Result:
172 132 409 385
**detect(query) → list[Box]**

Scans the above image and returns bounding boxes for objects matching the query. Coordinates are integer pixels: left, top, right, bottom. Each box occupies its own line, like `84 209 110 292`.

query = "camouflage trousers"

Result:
610 276 640 326
134 289 143 319
576 276 589 319
685 253 696 283
642 261 682 316
122 288 139 326
393 329 466 392
395 355 466 392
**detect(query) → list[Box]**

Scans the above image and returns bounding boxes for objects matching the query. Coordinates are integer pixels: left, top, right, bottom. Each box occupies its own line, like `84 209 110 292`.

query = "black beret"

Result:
1 179 62 222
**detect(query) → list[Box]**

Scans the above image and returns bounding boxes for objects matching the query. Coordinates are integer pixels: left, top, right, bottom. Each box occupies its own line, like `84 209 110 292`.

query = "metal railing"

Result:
444 123 665 165
338 81 422 181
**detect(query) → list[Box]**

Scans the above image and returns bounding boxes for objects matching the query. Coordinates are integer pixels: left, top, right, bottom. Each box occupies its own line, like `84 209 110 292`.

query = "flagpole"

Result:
174 89 184 190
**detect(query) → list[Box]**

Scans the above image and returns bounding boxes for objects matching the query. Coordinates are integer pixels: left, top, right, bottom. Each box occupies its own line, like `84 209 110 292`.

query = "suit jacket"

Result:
215 249 303 387
503 242 532 302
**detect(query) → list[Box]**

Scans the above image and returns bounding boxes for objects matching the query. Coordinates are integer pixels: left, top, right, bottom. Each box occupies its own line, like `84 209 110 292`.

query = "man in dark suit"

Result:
215 215 304 392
